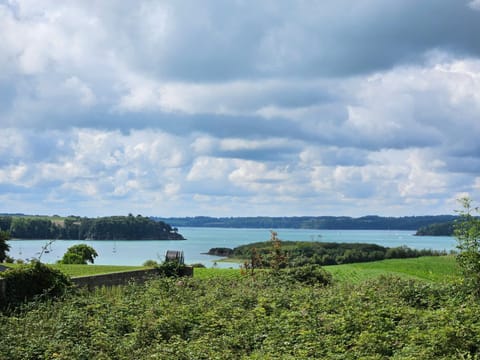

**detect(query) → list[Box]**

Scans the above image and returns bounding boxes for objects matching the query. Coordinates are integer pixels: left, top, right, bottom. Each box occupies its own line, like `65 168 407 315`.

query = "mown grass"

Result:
1 256 459 282
325 255 460 283
197 256 460 283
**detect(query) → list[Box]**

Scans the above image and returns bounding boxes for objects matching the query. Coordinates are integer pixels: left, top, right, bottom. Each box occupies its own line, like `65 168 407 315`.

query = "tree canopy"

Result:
0 230 10 262
60 244 98 265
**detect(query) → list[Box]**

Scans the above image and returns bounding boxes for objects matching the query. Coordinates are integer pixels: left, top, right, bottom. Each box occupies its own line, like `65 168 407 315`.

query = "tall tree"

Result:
454 197 480 296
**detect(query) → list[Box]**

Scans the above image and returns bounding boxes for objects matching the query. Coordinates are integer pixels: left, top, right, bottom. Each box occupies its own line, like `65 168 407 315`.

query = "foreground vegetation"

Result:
0 255 470 359
0 199 478 359
1 271 478 359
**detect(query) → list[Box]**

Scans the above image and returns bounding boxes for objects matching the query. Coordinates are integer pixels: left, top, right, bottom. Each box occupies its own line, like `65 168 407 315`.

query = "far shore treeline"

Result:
155 215 457 231
0 214 184 240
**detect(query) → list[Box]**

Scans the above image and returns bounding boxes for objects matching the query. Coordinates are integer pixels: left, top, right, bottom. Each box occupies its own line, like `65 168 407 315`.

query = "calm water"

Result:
7 228 456 268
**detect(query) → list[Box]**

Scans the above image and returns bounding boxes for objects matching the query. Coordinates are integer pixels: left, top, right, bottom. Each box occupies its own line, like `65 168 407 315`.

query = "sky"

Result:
1 0 480 218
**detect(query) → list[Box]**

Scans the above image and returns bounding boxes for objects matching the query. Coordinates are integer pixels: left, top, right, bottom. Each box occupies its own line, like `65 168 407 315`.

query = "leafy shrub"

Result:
190 263 206 268
157 260 186 277
59 244 98 264
1 261 72 308
279 264 332 286
1 271 479 359
142 259 159 267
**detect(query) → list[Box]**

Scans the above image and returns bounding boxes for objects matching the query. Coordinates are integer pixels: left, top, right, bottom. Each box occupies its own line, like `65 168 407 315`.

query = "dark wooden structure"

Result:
165 250 185 265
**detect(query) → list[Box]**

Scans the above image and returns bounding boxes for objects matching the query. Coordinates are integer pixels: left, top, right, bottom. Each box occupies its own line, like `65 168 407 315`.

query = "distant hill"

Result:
154 215 458 231
0 215 184 240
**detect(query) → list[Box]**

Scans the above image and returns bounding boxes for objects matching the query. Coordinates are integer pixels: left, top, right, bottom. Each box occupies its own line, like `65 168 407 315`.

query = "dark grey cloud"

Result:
107 0 480 81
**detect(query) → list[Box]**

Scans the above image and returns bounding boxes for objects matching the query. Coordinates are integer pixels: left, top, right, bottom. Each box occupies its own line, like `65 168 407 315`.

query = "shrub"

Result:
190 263 206 268
279 264 332 286
157 260 186 277
1 261 72 308
59 244 98 264
143 259 159 267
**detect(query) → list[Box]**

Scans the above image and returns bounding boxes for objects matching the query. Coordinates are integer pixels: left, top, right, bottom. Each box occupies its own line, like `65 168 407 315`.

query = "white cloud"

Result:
469 0 480 10
1 1 480 216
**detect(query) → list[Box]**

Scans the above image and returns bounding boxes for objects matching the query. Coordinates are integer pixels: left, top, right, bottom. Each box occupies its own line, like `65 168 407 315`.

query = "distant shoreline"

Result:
155 215 457 231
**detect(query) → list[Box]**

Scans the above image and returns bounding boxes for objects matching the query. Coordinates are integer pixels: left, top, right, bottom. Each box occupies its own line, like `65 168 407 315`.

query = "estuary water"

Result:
7 227 456 268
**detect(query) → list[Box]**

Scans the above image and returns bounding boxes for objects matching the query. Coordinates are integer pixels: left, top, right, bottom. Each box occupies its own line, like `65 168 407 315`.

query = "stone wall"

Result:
71 267 193 290
71 268 160 290
0 267 193 299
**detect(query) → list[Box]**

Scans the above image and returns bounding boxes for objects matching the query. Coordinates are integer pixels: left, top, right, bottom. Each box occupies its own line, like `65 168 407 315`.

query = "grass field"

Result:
1 256 460 282
193 267 243 280
325 255 460 283
53 264 148 277
198 256 461 283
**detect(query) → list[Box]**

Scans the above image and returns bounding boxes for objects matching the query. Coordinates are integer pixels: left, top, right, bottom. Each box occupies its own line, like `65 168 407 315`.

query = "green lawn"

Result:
1 256 460 282
197 256 461 283
54 264 147 277
193 267 243 280
325 255 460 283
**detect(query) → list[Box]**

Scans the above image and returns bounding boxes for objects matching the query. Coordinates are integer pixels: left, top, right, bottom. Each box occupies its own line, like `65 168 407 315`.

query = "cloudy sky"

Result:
1 0 480 217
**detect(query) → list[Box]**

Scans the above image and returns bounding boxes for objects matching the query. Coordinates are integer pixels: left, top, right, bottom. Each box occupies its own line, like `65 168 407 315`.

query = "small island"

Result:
207 240 445 267
0 214 185 240
415 222 454 236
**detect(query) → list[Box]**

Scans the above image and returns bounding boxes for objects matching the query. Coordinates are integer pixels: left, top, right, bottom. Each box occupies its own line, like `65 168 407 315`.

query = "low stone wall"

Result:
71 268 160 290
0 267 194 298
71 267 193 290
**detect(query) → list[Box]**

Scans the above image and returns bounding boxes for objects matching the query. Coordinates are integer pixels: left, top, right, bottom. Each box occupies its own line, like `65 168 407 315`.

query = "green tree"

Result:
60 244 98 264
454 197 480 296
0 230 10 262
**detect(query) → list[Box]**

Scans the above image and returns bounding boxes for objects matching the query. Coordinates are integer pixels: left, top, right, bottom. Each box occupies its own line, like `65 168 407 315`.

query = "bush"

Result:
1 261 72 308
279 264 332 286
190 263 206 268
59 244 98 264
157 260 186 277
143 259 159 267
